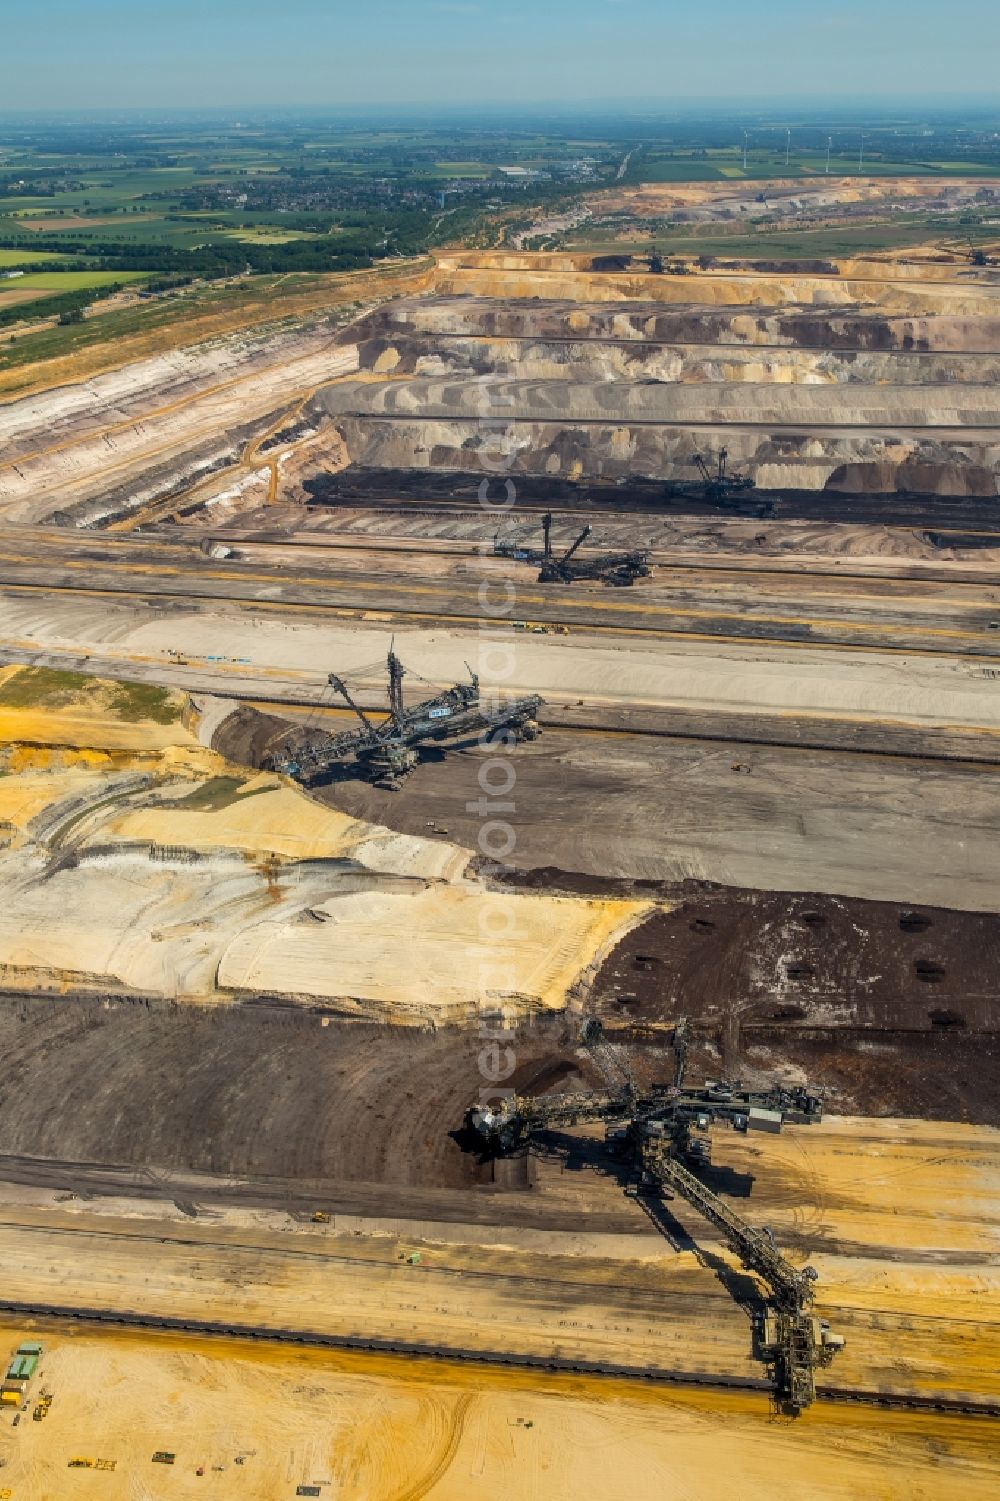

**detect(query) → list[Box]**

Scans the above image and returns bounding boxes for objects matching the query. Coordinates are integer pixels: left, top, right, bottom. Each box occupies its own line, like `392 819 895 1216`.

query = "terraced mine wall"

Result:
319 267 1000 496
323 374 1000 429
354 295 1000 355
325 409 1000 496
599 175 997 224
432 256 1000 317
358 334 1000 388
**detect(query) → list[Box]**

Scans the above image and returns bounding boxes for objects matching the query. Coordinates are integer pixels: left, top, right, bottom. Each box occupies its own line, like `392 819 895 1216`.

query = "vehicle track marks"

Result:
390 1391 474 1501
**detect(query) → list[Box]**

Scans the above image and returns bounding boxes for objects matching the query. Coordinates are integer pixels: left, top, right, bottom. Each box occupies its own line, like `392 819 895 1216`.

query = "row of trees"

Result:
0 280 128 331
0 235 377 278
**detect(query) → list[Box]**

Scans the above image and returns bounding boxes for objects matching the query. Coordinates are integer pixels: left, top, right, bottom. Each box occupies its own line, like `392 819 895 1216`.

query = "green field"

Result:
0 248 68 267
0 667 93 709
217 227 318 243
624 140 1000 182
0 668 180 724
0 270 148 294
431 161 492 178
107 680 181 724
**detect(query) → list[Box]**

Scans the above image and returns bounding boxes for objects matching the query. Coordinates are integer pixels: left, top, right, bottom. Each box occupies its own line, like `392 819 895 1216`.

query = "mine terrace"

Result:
0 125 998 1497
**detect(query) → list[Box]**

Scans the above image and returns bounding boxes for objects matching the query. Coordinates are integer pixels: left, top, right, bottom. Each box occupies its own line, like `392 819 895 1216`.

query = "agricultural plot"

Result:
0 247 69 266
0 270 148 294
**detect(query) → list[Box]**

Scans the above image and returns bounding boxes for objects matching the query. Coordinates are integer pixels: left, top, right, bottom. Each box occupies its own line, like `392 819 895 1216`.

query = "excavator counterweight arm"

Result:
641 1143 815 1314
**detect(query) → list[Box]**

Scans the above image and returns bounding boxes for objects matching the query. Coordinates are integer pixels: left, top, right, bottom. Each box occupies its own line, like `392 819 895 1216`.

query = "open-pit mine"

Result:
0 189 998 1497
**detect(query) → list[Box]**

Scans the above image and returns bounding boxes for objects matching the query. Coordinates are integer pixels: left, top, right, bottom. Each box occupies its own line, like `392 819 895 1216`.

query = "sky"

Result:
3 0 999 113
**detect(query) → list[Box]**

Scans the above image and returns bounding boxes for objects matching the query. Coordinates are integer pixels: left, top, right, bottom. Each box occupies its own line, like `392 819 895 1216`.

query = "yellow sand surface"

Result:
0 766 109 834
0 1115 995 1411
434 260 1000 316
431 248 1000 316
0 766 644 1010
688 1117 1000 1400
590 175 997 227
101 781 470 879
0 1326 995 1501
723 1115 1000 1256
0 667 193 752
0 689 648 1013
217 888 651 1014
0 704 192 751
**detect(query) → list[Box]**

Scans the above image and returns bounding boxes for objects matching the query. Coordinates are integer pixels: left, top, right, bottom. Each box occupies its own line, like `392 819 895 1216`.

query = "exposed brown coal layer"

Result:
302 466 1000 529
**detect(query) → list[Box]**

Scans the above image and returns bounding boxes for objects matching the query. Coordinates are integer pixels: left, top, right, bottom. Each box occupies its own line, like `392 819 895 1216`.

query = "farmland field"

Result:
0 247 69 266
0 270 148 293
560 220 1000 259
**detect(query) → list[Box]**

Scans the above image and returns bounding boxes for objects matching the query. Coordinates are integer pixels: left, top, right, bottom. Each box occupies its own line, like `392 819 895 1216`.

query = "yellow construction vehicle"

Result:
311 1211 330 1223
513 620 569 635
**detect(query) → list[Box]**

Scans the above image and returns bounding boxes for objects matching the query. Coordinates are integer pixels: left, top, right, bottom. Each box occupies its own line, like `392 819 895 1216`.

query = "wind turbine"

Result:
858 132 865 173
785 128 791 169
743 130 749 171
825 136 832 174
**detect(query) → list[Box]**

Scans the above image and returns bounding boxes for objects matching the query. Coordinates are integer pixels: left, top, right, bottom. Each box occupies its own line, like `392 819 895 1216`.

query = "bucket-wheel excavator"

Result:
691 447 756 505
264 645 542 789
967 236 999 268
495 512 651 587
465 1019 842 1411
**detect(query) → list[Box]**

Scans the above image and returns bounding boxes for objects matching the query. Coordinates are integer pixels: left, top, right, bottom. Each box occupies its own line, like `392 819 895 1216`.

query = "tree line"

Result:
0 235 377 277
0 281 128 331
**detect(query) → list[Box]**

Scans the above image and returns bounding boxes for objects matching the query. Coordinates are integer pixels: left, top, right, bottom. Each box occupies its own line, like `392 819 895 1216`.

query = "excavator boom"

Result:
559 525 593 567
462 1028 839 1412
638 1142 831 1411
641 1142 816 1314
468 1089 627 1152
329 673 379 739
693 453 713 486
386 644 406 724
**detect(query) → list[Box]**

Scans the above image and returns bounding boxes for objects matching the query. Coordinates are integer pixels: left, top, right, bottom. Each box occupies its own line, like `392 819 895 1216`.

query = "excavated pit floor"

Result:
0 247 997 1484
0 1326 992 1501
304 730 1000 914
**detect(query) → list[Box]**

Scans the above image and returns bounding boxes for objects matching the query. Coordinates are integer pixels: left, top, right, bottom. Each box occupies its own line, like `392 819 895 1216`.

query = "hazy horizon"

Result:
5 0 999 113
